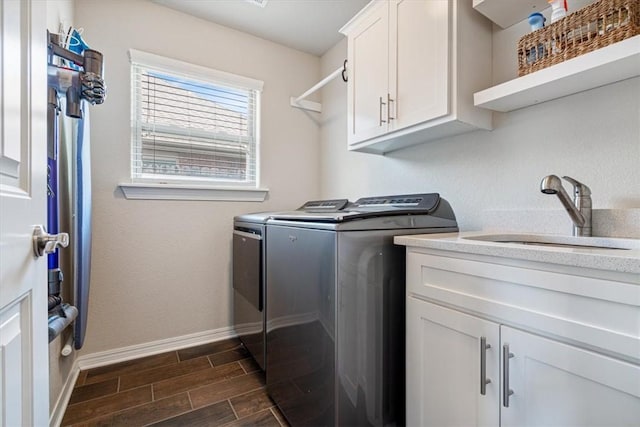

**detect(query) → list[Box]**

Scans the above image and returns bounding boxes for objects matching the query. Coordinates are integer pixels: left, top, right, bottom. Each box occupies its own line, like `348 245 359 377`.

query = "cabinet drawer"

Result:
406 250 640 362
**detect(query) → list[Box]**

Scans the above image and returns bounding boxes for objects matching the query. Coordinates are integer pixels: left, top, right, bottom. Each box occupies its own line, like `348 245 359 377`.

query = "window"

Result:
128 50 264 195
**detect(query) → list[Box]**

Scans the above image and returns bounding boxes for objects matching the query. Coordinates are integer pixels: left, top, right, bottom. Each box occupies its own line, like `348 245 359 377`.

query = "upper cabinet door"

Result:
390 0 450 132
345 1 390 145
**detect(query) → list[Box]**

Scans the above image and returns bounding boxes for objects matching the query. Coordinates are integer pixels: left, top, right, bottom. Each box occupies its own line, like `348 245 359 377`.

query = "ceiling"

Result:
151 0 371 56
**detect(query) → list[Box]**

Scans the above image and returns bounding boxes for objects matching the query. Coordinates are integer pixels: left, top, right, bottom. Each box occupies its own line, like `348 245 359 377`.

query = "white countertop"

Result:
394 232 640 275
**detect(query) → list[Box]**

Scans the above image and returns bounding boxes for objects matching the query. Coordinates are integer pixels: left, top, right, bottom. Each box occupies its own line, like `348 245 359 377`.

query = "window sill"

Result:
118 182 268 201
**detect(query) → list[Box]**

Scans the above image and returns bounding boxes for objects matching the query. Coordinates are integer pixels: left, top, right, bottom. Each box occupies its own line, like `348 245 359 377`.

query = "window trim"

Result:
118 182 268 201
123 49 267 201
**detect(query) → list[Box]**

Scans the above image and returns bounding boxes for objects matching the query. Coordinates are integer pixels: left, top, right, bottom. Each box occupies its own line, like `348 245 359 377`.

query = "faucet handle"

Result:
562 176 591 197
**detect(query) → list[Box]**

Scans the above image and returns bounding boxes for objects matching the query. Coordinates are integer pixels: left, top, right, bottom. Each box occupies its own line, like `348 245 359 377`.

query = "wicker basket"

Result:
517 0 640 76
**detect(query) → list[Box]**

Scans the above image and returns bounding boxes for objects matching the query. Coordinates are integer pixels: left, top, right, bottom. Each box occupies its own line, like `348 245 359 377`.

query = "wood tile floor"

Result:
62 338 290 426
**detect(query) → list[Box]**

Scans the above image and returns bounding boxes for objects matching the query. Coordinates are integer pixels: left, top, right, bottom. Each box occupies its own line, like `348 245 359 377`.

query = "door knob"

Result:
33 225 69 257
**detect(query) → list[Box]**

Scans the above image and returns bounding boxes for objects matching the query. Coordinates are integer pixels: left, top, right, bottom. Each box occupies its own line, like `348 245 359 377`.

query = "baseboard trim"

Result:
77 326 237 370
50 360 80 427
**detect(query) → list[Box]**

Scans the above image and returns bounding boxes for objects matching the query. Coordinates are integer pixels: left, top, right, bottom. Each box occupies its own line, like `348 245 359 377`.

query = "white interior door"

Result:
0 1 49 425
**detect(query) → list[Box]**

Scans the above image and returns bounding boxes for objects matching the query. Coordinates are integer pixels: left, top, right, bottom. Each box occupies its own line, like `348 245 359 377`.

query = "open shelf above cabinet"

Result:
474 35 640 112
472 0 549 28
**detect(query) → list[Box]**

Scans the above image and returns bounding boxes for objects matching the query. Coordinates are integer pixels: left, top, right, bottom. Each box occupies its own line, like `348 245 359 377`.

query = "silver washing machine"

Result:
265 193 458 426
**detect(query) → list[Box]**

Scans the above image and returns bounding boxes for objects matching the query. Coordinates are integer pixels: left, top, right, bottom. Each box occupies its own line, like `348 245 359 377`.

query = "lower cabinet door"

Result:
406 297 500 426
501 326 640 427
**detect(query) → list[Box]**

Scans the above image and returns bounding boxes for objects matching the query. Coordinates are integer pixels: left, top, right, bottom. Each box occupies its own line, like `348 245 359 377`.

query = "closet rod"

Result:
290 61 347 113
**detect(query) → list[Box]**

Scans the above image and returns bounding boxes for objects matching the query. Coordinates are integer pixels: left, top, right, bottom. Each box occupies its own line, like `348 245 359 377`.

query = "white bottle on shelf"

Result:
548 0 568 23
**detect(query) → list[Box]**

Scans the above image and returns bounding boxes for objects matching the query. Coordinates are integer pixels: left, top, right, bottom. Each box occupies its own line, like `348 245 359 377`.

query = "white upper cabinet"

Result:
391 0 449 132
342 1 390 143
340 0 493 155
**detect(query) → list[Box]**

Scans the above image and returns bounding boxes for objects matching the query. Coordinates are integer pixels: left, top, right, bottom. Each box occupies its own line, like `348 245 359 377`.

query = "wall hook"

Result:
342 59 348 82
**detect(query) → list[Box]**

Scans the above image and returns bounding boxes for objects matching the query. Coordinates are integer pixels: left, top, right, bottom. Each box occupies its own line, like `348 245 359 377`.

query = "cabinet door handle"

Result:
379 96 387 126
480 336 491 395
502 344 515 407
387 93 395 121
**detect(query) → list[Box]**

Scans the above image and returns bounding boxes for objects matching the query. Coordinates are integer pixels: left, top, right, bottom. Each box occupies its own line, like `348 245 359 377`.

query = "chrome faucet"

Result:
540 175 592 237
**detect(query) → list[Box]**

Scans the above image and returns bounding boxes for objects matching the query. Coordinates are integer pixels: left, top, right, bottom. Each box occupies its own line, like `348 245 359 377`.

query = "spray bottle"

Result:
548 0 568 23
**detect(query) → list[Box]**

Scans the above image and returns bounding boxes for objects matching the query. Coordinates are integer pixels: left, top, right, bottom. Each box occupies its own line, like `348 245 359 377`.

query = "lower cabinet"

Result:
406 297 500 426
407 297 640 427
501 326 640 427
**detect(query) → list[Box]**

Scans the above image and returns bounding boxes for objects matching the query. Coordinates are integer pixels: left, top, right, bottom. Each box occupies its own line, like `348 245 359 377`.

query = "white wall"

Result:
74 0 321 354
319 20 640 233
46 0 74 34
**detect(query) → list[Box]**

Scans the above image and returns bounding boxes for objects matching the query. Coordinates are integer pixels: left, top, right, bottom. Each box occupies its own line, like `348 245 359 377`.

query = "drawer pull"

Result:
379 96 387 126
502 344 515 407
480 336 491 395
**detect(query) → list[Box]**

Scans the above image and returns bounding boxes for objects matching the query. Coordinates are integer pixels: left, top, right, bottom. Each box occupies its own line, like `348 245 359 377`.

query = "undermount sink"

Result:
463 234 640 251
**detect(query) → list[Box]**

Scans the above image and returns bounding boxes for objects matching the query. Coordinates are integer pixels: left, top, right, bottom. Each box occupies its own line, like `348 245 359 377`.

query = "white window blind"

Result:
130 50 263 187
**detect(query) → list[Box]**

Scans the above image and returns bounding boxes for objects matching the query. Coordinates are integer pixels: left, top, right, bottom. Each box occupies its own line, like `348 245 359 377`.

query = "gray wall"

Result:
75 0 322 355
319 17 640 232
